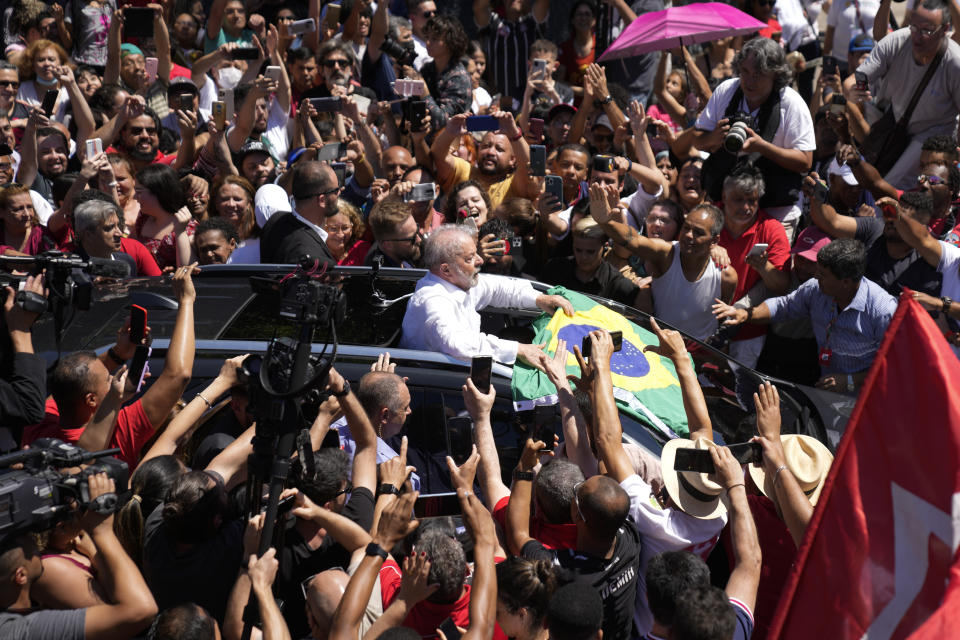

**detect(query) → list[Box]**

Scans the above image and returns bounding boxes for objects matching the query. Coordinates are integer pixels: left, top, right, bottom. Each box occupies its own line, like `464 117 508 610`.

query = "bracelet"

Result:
513 469 535 482
725 483 745 494
508 128 524 142
106 347 125 365
773 464 789 486
196 392 213 409
625 158 633 174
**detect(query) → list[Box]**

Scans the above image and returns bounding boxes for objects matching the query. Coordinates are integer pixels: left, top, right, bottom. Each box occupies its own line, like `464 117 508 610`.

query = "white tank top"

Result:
650 242 723 342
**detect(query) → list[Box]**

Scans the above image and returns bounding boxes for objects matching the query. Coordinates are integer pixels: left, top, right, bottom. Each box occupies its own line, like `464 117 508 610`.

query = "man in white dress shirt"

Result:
400 225 574 364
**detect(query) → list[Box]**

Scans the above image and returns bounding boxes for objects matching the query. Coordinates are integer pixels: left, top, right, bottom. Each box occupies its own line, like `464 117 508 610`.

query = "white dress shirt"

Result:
399 271 541 364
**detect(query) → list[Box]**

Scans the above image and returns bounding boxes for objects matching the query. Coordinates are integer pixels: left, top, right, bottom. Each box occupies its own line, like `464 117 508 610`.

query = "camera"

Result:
724 112 756 154
0 439 129 543
381 36 416 67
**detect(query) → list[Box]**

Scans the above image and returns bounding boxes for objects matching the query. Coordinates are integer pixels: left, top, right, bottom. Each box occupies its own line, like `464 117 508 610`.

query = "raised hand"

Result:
642 317 688 362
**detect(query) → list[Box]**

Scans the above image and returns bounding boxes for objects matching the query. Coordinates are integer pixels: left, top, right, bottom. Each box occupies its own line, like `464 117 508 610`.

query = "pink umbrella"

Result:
597 2 768 61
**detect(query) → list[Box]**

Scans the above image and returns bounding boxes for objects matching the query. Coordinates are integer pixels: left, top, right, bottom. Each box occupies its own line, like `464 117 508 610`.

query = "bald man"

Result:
381 146 415 186
260 161 338 264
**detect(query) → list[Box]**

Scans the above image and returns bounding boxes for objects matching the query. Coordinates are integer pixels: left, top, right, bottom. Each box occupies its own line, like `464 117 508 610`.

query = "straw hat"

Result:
748 435 833 505
661 438 727 520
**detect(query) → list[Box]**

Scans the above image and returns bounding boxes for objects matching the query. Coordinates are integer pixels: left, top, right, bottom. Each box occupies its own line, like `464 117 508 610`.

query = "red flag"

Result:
768 291 960 639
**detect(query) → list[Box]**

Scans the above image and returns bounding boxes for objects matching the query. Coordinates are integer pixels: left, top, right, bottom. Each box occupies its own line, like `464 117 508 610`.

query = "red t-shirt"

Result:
718 211 790 340
492 495 577 550
120 236 162 276
23 397 156 469
104 146 177 167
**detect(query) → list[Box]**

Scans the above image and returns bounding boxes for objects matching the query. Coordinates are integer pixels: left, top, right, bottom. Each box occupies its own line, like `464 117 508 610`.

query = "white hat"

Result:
748 435 833 505
827 158 858 186
593 113 613 132
661 437 728 520
254 184 292 228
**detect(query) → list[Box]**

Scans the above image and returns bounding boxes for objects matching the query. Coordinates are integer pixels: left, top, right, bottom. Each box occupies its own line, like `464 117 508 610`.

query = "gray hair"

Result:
423 224 474 270
418 531 467 603
73 199 121 236
722 171 766 199
818 238 867 281
535 458 585 524
389 15 411 39
357 371 406 416
0 61 17 74
921 0 951 26
733 37 793 93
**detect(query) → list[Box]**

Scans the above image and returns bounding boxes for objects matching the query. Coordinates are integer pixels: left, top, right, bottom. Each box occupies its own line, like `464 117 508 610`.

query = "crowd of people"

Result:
0 0 958 637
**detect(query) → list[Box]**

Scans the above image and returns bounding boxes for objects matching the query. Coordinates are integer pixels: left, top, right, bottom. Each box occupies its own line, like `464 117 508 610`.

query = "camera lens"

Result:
724 122 749 153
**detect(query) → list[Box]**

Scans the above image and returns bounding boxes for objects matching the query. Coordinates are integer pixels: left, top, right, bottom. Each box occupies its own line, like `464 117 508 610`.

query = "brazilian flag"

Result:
511 287 689 438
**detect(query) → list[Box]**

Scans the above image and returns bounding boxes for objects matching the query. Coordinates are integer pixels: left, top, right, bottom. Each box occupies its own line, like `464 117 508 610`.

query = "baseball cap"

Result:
121 43 144 58
827 157 858 186
237 141 274 163
254 184 292 228
792 227 832 262
849 34 875 53
593 113 613 132
546 103 576 122
167 76 199 96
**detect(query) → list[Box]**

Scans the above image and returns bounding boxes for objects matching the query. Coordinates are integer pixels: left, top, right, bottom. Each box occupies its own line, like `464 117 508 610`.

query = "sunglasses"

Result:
0 80 19 88
384 230 423 245
128 126 157 135
323 59 350 69
918 174 947 185
304 186 342 198
421 9 437 17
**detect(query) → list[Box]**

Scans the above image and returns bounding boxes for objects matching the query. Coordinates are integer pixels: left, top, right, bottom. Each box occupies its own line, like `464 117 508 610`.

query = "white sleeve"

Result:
621 474 727 552
939 240 960 274
826 0 840 27
624 185 663 231
695 79 737 131
781 89 817 151
474 274 541 311
423 295 521 363
549 206 573 241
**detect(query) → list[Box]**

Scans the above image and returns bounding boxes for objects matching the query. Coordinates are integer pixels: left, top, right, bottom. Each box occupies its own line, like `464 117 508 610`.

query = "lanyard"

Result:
823 306 841 352
850 0 871 36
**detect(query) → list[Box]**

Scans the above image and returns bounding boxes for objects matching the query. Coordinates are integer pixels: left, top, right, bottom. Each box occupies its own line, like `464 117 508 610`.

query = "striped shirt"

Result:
477 13 545 104
766 277 897 375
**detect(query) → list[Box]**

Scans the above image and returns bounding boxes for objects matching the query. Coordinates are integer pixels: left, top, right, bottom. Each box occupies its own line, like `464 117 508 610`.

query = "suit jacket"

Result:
260 211 335 264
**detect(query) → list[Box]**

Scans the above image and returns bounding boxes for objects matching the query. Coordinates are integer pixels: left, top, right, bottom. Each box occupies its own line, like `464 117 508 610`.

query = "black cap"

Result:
237 140 274 162
167 76 199 96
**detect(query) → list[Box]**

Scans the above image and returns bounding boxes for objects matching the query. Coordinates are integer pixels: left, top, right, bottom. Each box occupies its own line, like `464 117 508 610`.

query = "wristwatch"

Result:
365 542 389 560
942 296 953 314
600 94 614 105
513 469 535 482
106 347 125 365
378 483 400 496
333 379 351 398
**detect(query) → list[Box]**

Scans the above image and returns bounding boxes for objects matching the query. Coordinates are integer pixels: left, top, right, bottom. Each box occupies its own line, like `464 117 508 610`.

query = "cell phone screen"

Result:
123 7 154 38
672 448 715 474
438 617 462 640
466 115 500 132
530 145 546 176
470 355 492 394
317 142 345 162
128 345 151 393
129 304 147 344
41 90 57 117
445 416 473 466
414 492 461 518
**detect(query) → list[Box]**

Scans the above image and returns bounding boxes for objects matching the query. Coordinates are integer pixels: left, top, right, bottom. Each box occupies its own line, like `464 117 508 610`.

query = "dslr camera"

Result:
724 112 757 154
381 36 416 67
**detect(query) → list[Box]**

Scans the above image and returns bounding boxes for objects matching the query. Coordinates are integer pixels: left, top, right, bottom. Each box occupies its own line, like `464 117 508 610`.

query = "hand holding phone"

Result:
470 356 492 394
746 243 769 259
129 304 147 344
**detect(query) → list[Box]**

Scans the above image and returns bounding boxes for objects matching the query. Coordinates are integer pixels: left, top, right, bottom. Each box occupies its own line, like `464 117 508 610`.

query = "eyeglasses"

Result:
128 126 157 135
918 174 947 185
0 80 19 88
324 223 353 233
910 23 944 37
421 10 437 18
323 59 351 69
383 229 423 244
304 186 342 199
573 480 587 523
333 482 352 498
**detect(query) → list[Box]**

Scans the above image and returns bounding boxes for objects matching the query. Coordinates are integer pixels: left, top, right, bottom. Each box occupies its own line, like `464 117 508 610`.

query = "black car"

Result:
30 265 853 493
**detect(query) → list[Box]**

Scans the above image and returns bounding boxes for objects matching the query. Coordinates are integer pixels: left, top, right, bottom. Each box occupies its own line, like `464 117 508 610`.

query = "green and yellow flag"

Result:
511 287 688 438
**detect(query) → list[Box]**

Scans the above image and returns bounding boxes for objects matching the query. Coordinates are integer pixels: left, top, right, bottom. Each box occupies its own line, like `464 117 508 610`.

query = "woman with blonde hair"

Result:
17 38 73 121
325 199 370 265
0 183 58 254
208 175 257 241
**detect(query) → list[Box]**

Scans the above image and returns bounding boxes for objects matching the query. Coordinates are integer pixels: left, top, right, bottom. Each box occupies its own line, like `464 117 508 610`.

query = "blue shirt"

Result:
765 277 897 375
333 417 421 491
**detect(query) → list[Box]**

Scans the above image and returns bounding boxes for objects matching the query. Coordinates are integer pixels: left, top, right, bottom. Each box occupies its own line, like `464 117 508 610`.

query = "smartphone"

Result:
529 145 546 177
829 94 847 115
822 55 838 76
323 3 342 28
212 101 226 129
41 89 58 117
395 79 426 97
408 99 427 133
128 345 151 393
289 18 317 35
532 405 557 450
218 87 234 121
466 115 500 132
593 154 616 174
145 57 158 83
265 66 282 83
317 142 346 162
854 71 869 91
438 617 462 640
544 175 564 207
331 162 347 187
129 304 147 344
177 93 194 110
529 117 544 140
647 122 659 138
470 355 493 394
403 182 437 203
414 493 461 518
445 416 473 466
85 137 103 159
309 96 343 112
532 58 548 74
746 243 769 258
581 330 622 359
812 179 829 203
123 7 154 38
673 447 715 473
728 442 763 465
230 47 260 60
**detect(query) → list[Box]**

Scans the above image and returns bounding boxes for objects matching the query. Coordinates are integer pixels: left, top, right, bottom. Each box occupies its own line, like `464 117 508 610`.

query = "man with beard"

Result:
112 109 179 172
364 198 424 268
227 74 291 163
260 161 337 264
432 111 536 209
303 40 376 102
287 47 319 110
16 110 69 207
236 141 276 188
400 224 573 364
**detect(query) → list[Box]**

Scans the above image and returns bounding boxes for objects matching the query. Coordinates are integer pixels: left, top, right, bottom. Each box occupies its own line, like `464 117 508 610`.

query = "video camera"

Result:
0 251 131 312
0 439 128 543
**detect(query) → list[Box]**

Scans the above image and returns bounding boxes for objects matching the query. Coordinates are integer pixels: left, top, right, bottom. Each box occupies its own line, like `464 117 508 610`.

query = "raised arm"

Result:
462 378 511 510
460 489 498 640
15 109 46 188
366 0 388 62
152 3 172 85
801 173 858 238
206 0 229 42
430 113 469 202
590 182 673 270
654 52 686 125
889 196 942 268
265 25 290 113
249 549 291 640
586 330 635 483
227 75 277 152
330 367 378 494
505 438 550 554
76 365 130 453
644 319 712 441
537 340 597 476
58 66 95 146
104 9 124 85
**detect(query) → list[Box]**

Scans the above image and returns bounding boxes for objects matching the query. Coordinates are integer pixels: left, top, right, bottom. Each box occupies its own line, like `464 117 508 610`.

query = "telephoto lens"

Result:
724 121 750 153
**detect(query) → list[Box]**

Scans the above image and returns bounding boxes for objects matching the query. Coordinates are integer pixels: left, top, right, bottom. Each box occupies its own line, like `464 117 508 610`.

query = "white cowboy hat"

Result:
661 437 728 520
748 435 833 505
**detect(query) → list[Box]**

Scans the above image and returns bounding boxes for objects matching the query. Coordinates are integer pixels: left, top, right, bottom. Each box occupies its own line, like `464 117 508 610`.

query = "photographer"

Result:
0 472 158 639
0 273 47 444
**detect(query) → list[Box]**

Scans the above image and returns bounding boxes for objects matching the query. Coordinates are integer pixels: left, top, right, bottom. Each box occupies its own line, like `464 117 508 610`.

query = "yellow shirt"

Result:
440 157 526 209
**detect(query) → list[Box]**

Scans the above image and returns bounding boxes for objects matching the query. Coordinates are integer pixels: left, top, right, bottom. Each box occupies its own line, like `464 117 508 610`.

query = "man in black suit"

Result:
260 161 338 264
